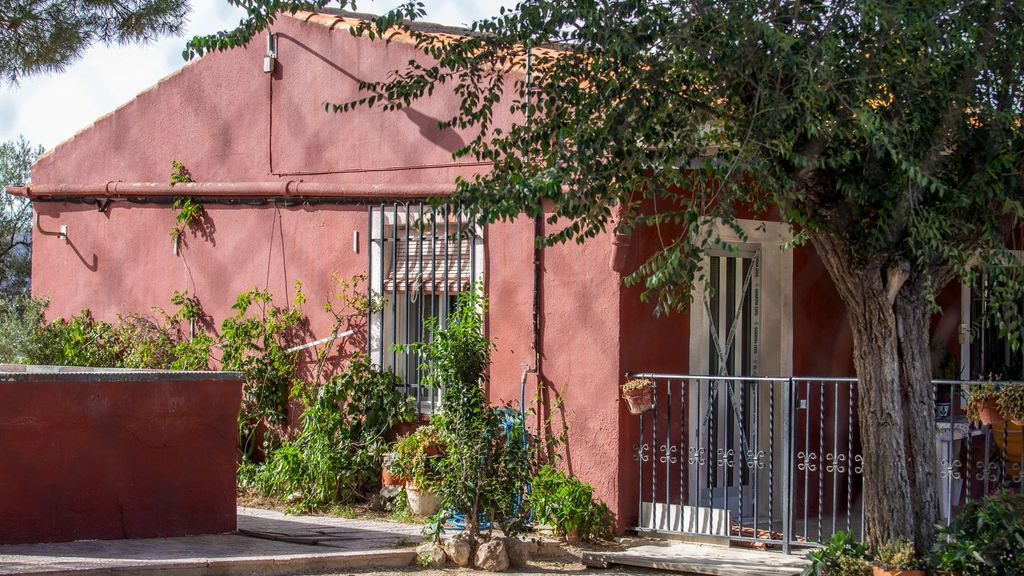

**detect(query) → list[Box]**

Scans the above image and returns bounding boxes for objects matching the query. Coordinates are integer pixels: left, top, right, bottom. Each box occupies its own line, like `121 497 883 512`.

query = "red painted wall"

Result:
0 368 242 544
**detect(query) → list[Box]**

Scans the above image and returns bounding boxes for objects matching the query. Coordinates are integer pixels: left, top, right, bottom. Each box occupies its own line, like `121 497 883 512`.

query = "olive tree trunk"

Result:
812 233 938 553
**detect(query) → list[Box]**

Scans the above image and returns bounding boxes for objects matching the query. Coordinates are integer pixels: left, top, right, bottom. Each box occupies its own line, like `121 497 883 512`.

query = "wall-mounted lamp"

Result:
263 33 278 74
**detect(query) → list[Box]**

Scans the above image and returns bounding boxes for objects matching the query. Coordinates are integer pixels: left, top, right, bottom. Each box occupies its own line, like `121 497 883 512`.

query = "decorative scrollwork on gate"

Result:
746 449 766 469
688 447 706 466
716 448 736 468
975 460 999 482
940 458 962 480
633 443 650 463
797 451 818 472
826 453 847 474
852 454 864 475
659 444 678 464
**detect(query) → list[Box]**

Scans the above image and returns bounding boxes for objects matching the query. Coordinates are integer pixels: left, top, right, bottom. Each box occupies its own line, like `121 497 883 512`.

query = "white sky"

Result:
0 1 514 152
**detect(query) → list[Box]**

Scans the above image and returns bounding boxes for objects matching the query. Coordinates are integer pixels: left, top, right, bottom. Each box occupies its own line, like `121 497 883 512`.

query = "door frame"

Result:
686 219 794 515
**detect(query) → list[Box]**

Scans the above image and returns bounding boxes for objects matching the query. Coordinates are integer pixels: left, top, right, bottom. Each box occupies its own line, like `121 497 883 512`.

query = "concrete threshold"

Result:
582 541 809 576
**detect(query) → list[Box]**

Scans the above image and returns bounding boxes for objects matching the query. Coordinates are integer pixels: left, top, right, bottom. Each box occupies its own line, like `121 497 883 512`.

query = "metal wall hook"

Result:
35 210 68 242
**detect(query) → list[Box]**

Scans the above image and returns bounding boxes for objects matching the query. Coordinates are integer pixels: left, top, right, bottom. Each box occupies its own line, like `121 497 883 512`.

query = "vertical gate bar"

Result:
944 382 953 525
652 378 660 529
846 381 853 535
404 202 413 414
665 376 672 529
831 382 839 538
680 378 687 512
725 380 732 535
818 381 825 541
753 380 759 539
983 429 992 495
378 204 386 369
391 203 399 391
426 203 434 412
366 205 372 357
769 379 775 543
965 386 973 508
638 406 645 529
738 379 744 539
1003 423 1009 487
457 203 463 296
707 379 714 510
443 205 450 328
782 377 793 554
803 380 810 540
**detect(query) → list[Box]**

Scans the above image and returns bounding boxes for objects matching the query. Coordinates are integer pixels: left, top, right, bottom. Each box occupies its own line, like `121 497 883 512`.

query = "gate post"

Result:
781 377 794 554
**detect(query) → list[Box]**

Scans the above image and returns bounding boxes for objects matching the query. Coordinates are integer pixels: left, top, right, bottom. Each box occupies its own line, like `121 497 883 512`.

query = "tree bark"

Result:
811 232 937 553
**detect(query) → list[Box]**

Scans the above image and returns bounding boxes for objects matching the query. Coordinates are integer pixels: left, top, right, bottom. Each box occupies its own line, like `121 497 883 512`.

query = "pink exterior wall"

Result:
0 368 241 544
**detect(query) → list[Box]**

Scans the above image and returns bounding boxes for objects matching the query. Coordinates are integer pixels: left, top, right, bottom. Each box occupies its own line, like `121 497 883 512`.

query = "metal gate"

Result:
632 375 1024 552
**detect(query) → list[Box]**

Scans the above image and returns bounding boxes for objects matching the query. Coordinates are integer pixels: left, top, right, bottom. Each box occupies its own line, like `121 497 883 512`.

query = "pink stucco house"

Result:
13 9 1019 548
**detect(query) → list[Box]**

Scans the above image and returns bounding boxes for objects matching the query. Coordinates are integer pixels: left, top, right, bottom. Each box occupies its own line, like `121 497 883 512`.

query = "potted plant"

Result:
966 382 1003 426
621 377 655 414
872 540 925 576
995 383 1024 425
391 425 445 516
802 531 871 576
381 451 405 487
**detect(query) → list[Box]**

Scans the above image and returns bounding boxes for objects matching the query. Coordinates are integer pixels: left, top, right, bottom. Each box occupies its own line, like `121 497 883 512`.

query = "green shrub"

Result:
529 464 614 541
256 353 413 512
873 540 923 571
803 531 870 576
0 295 57 364
399 287 533 544
932 490 1024 575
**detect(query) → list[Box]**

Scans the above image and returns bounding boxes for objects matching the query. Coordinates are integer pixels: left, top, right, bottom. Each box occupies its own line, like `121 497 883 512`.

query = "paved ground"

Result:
0 508 422 575
0 507 806 576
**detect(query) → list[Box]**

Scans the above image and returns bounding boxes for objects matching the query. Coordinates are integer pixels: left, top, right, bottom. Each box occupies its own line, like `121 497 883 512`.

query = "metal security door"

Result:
696 248 761 515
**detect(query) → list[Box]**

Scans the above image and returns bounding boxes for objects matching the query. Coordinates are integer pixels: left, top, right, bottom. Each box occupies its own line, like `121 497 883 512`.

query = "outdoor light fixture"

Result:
263 33 278 73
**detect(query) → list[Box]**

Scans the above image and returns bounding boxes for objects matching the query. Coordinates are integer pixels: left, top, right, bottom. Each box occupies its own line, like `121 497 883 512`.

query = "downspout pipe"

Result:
8 181 455 200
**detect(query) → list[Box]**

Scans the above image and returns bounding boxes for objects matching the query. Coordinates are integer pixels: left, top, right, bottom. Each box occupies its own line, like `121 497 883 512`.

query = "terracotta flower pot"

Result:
381 467 406 487
872 568 926 576
974 397 1004 426
622 387 654 415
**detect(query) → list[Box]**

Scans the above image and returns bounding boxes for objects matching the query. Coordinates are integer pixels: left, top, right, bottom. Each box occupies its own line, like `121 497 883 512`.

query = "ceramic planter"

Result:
872 568 926 576
406 484 442 516
622 387 654 415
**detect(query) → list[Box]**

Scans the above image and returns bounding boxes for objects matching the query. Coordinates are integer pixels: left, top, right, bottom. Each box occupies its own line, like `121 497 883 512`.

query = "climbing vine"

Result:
168 160 204 251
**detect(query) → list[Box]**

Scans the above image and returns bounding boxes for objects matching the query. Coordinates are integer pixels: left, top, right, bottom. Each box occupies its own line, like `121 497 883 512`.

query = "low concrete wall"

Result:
0 366 243 544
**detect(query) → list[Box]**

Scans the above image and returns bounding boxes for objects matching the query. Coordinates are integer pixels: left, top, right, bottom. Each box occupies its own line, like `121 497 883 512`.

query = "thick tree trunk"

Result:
811 233 937 553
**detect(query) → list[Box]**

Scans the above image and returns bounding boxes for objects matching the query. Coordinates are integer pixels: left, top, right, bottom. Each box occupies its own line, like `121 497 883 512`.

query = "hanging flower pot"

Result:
966 384 1003 426
621 378 655 415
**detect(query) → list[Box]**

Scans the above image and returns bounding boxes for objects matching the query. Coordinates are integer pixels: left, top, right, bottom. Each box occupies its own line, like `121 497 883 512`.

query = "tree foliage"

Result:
1 137 44 297
0 0 189 82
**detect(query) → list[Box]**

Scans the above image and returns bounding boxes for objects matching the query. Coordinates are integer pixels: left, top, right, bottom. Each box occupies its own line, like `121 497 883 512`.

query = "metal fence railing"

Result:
629 374 1024 553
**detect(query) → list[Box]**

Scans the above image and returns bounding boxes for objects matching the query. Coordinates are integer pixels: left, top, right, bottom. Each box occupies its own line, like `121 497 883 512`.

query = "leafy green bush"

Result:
220 287 306 460
0 295 58 364
255 353 413 512
932 490 1024 575
803 531 870 576
873 540 923 571
529 464 614 541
